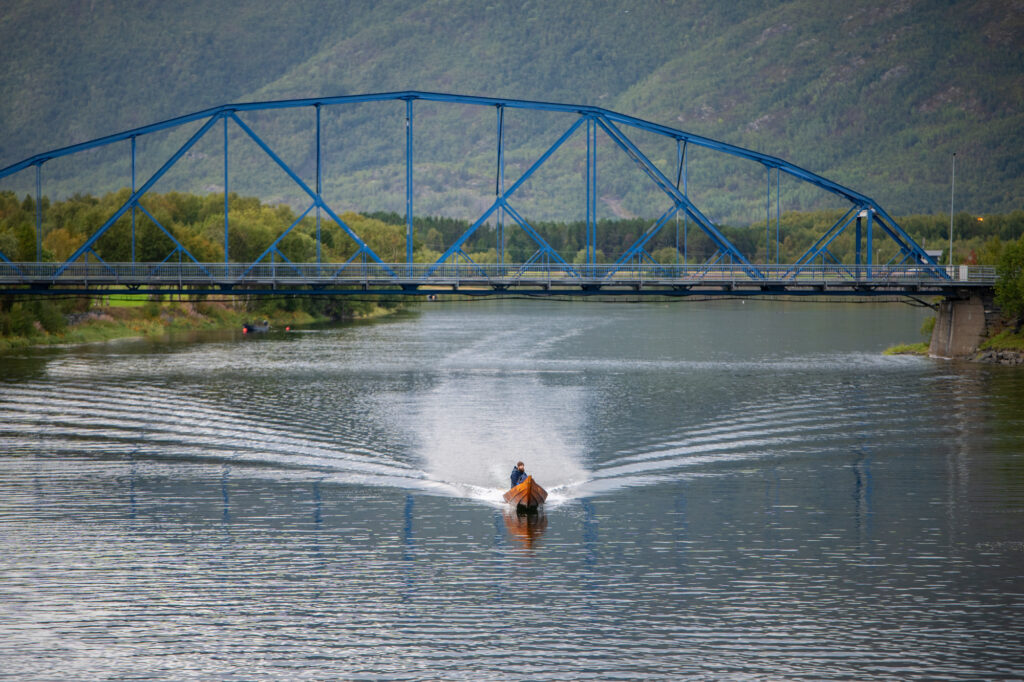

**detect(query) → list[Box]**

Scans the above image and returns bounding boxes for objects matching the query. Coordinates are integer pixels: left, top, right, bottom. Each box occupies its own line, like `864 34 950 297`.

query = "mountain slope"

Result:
616 0 1024 214
0 0 1020 222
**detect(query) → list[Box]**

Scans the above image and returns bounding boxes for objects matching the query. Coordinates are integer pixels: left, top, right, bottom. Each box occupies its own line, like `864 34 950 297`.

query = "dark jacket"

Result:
510 467 527 488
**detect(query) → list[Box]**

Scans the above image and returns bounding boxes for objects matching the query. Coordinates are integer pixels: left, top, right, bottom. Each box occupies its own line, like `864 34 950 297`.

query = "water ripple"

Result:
2 302 1023 680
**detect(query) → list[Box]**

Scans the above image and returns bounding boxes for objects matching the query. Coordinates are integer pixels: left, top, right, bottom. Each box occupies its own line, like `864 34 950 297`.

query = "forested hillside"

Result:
0 0 1021 224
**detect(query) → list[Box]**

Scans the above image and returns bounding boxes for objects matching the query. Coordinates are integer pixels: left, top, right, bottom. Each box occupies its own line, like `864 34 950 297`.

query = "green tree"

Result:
995 237 1024 321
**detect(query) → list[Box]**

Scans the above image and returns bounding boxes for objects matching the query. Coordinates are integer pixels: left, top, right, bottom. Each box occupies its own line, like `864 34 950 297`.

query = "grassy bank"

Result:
883 316 1024 359
980 328 1024 353
883 342 930 356
883 315 935 356
0 296 404 354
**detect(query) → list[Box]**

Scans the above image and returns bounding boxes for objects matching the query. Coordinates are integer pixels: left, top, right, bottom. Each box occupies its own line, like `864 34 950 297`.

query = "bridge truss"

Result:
0 91 956 297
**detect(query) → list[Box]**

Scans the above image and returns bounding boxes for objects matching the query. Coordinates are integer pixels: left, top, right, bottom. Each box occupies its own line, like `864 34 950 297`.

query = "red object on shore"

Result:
503 475 548 510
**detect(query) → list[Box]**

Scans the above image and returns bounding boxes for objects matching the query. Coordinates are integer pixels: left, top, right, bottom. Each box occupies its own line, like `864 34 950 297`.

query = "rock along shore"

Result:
974 349 1024 366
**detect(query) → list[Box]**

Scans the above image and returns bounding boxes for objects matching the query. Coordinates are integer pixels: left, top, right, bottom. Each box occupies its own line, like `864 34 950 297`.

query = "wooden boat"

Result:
242 320 270 334
503 475 548 510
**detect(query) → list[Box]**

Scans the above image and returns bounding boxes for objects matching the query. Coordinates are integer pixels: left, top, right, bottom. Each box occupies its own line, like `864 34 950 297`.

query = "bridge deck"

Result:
0 263 997 297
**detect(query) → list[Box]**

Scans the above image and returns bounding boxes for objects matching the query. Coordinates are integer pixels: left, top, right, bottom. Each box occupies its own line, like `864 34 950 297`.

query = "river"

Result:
1 299 1023 679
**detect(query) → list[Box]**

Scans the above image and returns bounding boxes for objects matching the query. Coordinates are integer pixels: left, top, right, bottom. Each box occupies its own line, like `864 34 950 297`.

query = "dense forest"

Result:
0 0 1021 225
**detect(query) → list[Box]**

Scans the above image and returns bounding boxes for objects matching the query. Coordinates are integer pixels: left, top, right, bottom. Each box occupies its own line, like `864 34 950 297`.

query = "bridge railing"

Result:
0 262 998 289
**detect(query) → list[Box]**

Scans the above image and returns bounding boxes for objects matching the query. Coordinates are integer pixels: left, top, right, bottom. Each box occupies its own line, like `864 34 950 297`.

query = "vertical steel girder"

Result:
766 166 771 263
315 104 322 267
223 117 229 266
132 135 137 263
586 116 597 266
681 141 688 263
672 145 680 264
866 210 874 279
405 98 414 266
0 90 944 279
775 167 780 265
34 163 42 261
855 214 862 267
495 105 505 265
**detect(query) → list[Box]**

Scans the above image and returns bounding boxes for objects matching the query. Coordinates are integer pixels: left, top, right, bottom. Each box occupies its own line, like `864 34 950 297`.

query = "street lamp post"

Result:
949 152 956 267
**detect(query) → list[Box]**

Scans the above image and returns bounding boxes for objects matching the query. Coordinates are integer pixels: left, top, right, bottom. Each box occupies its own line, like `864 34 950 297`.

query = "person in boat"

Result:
510 461 527 488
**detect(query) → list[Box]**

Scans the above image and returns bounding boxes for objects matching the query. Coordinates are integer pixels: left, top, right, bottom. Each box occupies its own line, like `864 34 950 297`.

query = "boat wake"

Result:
0 368 917 513
0 373 886 510
0 307 933 508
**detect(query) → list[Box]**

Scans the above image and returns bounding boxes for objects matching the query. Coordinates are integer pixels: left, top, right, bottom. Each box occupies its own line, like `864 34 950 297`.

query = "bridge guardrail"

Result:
0 262 999 287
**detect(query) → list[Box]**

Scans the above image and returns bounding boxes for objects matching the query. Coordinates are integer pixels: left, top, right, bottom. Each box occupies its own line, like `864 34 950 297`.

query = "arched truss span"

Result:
0 90 944 280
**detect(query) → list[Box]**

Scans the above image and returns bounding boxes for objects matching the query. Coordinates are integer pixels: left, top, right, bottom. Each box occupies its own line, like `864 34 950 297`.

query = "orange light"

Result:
977 217 983 221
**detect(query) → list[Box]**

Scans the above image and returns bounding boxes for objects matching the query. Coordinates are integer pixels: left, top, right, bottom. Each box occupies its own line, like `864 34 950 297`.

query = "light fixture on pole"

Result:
949 152 956 267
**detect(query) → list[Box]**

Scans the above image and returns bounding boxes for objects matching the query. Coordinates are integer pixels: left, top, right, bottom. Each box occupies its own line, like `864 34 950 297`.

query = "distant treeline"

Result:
2 189 1023 267
3 189 1024 345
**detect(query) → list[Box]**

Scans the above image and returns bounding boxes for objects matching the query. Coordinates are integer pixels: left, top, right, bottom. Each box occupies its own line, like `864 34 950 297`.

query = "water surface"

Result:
2 300 1023 679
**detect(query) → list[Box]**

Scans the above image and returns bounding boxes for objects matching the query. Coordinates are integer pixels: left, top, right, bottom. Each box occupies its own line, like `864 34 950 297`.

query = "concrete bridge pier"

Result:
929 294 993 359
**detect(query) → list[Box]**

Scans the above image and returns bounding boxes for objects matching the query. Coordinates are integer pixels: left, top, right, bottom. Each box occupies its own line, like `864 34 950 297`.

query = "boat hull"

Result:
503 476 548 510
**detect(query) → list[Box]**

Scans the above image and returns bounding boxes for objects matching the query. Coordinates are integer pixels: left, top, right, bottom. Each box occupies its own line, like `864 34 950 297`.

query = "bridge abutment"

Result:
929 294 994 359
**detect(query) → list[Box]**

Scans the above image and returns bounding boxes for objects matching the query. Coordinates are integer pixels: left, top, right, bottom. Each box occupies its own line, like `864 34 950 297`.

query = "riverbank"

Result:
0 298 404 354
974 328 1024 365
884 327 1024 363
883 342 929 356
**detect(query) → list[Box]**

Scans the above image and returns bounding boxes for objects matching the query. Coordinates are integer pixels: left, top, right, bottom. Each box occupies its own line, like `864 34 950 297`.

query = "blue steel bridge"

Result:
0 91 996 298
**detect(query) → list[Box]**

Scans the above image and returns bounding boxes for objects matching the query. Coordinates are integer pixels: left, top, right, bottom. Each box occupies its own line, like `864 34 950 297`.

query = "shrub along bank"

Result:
0 294 402 354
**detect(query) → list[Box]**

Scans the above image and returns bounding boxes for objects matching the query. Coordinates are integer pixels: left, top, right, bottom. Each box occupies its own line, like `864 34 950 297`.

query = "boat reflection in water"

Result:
502 508 548 549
